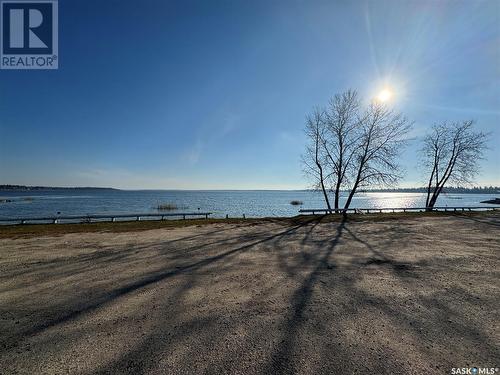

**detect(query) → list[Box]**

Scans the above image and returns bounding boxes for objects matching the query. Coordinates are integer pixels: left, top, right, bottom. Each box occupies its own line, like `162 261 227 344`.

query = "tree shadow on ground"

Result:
1 214 498 375
1 217 321 349
452 212 500 227
264 216 347 374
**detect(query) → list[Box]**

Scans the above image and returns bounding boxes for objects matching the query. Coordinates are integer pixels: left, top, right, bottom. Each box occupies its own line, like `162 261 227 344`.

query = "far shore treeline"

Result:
0 185 119 191
0 185 498 194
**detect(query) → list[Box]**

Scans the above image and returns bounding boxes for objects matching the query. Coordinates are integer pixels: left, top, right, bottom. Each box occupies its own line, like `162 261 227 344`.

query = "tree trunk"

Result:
428 158 456 210
334 180 341 213
425 163 436 209
343 186 356 212
320 174 332 212
317 162 331 211
343 142 368 214
343 179 360 215
426 185 436 211
334 142 343 213
314 128 331 212
427 192 438 210
428 180 446 209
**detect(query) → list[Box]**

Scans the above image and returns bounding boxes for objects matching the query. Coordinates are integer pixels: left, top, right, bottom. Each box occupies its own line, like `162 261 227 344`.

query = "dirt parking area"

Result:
0 213 499 374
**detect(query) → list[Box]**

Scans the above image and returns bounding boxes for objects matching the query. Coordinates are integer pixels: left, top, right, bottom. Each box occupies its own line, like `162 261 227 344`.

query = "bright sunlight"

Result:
377 88 393 102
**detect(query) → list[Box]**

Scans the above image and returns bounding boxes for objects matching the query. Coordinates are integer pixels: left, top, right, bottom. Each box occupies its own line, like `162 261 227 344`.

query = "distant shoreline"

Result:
0 185 499 194
0 185 119 191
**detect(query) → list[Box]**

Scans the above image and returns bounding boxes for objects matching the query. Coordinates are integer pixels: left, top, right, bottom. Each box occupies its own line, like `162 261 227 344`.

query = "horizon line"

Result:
1 184 499 192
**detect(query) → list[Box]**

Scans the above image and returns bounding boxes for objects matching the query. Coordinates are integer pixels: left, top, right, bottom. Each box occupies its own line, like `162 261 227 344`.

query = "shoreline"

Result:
0 210 498 239
1 185 499 194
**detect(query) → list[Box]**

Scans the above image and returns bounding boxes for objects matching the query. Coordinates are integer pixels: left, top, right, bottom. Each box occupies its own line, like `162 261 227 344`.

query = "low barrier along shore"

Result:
299 206 500 215
0 206 499 225
0 212 213 225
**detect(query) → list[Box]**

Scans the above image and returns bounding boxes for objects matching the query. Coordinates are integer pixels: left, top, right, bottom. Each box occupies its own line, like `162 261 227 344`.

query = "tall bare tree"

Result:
343 102 412 211
421 120 488 210
323 90 360 211
303 90 411 213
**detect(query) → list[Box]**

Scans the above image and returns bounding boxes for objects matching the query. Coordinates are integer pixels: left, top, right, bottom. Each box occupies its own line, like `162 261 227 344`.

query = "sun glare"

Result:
377 89 393 102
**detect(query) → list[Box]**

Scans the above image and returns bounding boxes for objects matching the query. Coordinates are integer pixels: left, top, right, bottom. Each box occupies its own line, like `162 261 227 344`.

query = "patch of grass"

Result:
0 218 255 239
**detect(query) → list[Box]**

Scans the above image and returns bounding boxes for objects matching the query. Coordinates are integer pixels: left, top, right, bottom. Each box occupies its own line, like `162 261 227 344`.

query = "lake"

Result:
0 189 498 220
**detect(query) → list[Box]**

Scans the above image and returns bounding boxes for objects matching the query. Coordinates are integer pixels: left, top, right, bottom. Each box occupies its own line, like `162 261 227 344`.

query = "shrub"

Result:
157 203 178 211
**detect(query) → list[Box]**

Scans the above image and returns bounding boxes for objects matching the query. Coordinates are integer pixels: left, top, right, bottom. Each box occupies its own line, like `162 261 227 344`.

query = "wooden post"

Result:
243 214 246 219
205 213 208 219
136 216 140 221
111 217 115 222
226 214 228 219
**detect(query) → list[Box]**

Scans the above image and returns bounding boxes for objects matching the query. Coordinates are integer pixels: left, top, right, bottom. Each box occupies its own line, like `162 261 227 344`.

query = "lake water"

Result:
0 189 498 220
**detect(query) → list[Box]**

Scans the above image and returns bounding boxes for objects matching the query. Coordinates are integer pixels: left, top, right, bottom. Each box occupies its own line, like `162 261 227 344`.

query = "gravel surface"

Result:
0 213 499 374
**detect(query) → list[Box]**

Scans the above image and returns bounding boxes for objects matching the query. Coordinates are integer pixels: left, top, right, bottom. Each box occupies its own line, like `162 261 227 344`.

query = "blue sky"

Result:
0 0 498 189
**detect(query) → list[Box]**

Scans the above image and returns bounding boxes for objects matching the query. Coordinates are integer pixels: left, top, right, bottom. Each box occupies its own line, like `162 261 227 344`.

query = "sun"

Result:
377 88 393 102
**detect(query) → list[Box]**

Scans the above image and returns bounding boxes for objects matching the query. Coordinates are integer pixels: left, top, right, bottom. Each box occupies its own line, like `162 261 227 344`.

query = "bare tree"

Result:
421 120 488 210
343 102 412 211
322 90 360 211
303 90 411 213
302 108 332 211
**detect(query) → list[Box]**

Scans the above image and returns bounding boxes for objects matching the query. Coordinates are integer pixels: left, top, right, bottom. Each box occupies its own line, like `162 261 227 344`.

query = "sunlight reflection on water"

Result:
358 192 422 209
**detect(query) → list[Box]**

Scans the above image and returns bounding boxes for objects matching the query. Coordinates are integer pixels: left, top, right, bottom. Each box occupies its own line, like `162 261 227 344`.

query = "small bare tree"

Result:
343 102 412 211
421 120 488 210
